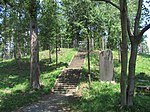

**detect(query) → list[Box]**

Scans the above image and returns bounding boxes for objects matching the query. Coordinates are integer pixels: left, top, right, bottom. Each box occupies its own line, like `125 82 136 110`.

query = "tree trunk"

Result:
30 0 40 89
1 40 6 61
2 5 7 61
119 0 128 106
61 36 63 48
14 43 17 59
117 39 121 63
17 34 21 68
107 26 111 49
87 32 91 88
56 35 58 68
98 37 101 50
49 47 52 64
127 42 138 106
16 12 22 69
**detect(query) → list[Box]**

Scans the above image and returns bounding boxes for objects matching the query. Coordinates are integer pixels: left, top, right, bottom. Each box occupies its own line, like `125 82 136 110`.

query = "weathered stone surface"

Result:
99 50 114 81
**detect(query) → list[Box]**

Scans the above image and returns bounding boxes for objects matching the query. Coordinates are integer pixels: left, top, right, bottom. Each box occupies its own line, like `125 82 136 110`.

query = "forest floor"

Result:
15 52 86 112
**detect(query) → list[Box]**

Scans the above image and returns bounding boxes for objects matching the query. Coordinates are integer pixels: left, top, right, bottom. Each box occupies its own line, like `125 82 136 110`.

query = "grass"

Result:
70 50 150 112
0 49 150 112
71 82 120 112
0 48 77 112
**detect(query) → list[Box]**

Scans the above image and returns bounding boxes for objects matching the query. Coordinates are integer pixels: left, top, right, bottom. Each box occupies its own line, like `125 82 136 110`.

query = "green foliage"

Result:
136 53 150 75
71 81 150 112
70 82 120 112
0 0 150 111
71 50 150 112
83 50 150 83
39 0 58 50
0 48 77 112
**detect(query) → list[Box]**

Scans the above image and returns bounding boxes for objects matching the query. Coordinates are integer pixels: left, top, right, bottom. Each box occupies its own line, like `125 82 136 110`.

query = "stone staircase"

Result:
68 52 86 69
52 52 86 96
16 52 86 112
52 69 81 95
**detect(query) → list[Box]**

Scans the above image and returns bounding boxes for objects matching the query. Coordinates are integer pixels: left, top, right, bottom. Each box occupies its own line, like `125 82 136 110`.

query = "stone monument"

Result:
99 50 114 81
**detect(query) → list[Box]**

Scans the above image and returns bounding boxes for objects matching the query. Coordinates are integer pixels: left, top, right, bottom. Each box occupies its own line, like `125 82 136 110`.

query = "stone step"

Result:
53 90 67 94
69 65 82 69
58 79 79 82
70 62 81 64
61 74 81 77
51 52 86 95
57 81 79 84
69 63 82 65
61 71 81 74
57 77 79 79
138 79 149 82
69 65 82 68
137 86 150 91
57 81 78 84
57 78 78 81
58 78 79 80
54 86 76 90
53 88 67 91
58 76 80 79
54 89 76 95
56 82 77 86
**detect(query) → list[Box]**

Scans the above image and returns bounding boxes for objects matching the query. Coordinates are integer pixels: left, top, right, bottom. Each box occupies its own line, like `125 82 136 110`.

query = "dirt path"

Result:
15 52 86 112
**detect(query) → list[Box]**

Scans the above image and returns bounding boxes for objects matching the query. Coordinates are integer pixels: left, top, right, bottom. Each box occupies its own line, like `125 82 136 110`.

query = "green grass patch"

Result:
72 50 150 112
70 82 150 112
0 48 77 112
70 82 120 112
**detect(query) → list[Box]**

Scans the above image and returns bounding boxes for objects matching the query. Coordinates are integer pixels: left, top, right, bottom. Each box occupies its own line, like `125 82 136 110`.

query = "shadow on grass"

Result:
0 86 52 112
138 53 150 58
135 72 150 81
76 51 150 112
0 58 68 88
69 81 150 112
80 68 89 82
40 58 68 74
0 59 30 89
0 58 68 111
114 71 120 83
69 83 120 112
114 59 121 68
135 72 150 97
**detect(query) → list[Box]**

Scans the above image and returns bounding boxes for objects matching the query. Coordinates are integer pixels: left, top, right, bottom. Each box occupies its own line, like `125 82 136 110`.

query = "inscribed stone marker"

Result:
99 50 114 81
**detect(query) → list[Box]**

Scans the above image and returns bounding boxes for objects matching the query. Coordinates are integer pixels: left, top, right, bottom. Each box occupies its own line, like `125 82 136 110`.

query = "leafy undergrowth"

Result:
83 50 150 86
0 48 77 112
71 82 120 112
71 50 150 112
71 82 150 112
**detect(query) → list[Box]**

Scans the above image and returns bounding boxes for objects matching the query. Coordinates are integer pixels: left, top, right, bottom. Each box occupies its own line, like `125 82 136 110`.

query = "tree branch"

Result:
139 24 150 37
127 13 133 37
134 0 142 36
93 0 120 10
